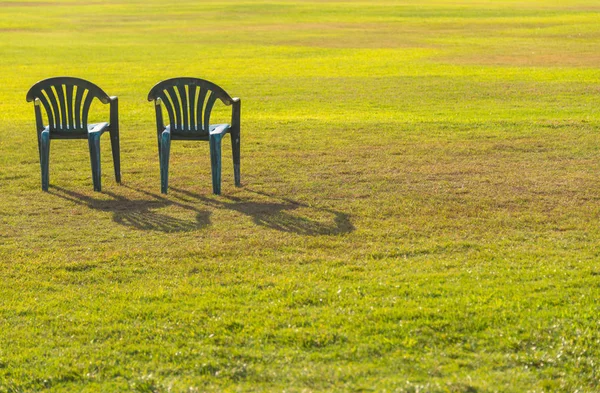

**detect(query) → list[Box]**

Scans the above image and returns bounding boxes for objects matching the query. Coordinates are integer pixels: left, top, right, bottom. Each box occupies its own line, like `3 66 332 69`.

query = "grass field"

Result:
1 0 600 391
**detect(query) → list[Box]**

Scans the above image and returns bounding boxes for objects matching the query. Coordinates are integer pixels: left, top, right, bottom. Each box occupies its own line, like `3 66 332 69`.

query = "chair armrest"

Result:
88 128 104 134
209 124 230 136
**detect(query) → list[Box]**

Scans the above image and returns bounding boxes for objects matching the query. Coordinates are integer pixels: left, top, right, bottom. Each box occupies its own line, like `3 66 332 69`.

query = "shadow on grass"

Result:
49 186 211 233
48 185 354 236
169 187 355 236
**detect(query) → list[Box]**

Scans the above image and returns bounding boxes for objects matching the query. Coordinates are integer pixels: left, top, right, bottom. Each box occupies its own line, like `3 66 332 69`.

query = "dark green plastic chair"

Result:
147 77 241 195
26 77 121 192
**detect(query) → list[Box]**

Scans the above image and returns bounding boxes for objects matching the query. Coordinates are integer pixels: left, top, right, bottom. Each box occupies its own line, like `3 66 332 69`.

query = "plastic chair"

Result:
26 77 121 191
147 77 241 195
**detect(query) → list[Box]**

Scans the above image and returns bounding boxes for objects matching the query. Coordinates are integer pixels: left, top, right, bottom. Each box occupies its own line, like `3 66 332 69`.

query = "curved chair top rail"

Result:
147 77 234 105
147 77 235 135
26 77 112 133
26 77 111 104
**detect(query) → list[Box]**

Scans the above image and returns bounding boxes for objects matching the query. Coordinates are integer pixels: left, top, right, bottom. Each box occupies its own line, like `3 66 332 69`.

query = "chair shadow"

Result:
49 186 211 233
169 187 355 236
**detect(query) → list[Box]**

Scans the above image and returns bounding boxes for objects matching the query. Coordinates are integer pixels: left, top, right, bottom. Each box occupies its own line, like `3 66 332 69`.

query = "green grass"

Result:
1 0 600 391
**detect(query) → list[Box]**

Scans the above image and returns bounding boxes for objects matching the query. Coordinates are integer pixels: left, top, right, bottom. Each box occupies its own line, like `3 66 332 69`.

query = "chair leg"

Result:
160 130 171 194
40 129 50 192
209 133 223 195
88 132 102 192
110 129 121 184
231 128 241 187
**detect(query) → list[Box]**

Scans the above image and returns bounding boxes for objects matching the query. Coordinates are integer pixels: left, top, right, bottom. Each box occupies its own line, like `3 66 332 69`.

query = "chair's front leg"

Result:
160 129 171 194
88 131 103 192
209 133 224 195
109 96 121 183
40 128 50 191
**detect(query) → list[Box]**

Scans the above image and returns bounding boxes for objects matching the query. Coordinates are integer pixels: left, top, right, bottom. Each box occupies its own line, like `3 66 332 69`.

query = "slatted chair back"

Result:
26 77 111 136
147 77 234 138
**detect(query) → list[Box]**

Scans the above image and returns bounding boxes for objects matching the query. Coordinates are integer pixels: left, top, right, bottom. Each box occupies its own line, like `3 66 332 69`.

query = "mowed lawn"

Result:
1 0 600 391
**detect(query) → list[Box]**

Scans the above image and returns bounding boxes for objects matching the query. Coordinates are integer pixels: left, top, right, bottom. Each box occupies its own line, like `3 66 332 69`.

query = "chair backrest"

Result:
147 77 234 136
26 77 110 134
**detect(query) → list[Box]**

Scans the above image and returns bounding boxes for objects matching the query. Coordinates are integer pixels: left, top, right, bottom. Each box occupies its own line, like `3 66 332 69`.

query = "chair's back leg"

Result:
231 129 240 187
110 129 121 183
109 98 121 183
231 99 241 187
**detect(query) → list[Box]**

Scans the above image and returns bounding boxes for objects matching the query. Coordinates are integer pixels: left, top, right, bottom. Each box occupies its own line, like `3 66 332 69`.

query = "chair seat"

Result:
165 123 230 140
43 122 109 138
164 124 230 132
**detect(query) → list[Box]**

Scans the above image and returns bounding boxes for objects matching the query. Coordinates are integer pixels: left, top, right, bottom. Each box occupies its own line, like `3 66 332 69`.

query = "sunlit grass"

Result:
1 0 600 392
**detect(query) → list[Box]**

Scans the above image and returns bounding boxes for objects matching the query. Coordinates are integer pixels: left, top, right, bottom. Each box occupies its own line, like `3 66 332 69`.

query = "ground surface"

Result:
1 0 599 392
